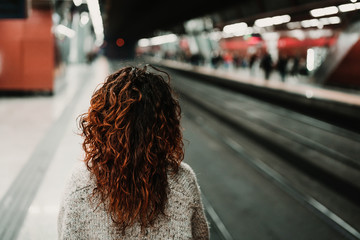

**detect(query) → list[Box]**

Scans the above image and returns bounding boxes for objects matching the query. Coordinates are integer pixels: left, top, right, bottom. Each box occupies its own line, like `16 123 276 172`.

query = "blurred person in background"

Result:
276 53 289 82
211 50 223 69
260 51 273 80
248 53 257 76
233 52 242 69
58 65 209 239
289 54 300 77
190 52 205 66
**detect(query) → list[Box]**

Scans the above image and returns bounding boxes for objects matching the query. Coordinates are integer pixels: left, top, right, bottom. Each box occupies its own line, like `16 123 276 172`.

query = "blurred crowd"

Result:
140 49 310 83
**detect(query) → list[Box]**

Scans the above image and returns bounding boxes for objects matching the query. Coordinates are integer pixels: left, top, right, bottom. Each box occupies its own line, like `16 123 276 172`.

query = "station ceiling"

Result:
48 0 357 58
101 0 349 41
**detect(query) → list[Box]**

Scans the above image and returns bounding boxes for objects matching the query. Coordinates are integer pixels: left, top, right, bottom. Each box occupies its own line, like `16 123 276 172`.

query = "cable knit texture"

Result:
58 162 209 240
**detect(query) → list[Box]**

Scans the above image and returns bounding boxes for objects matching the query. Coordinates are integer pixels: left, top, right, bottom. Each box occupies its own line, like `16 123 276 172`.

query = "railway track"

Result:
169 69 360 240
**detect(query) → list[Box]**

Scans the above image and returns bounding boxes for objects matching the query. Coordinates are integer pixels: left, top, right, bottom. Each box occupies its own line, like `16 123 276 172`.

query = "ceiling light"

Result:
254 17 273 27
272 15 291 25
254 14 291 28
286 21 301 29
338 3 356 12
301 19 319 28
138 38 150 47
328 16 341 24
310 6 338 17
223 22 248 34
319 18 330 25
87 0 104 46
150 34 178 45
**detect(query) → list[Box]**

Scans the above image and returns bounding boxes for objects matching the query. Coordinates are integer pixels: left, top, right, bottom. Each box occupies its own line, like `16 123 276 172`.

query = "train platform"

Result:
148 57 360 127
0 56 359 240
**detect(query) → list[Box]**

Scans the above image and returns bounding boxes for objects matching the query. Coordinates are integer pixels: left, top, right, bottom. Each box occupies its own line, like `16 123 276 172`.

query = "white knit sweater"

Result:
58 162 209 240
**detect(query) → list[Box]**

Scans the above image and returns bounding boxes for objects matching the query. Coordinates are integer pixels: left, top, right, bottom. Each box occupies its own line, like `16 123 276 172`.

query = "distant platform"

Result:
148 58 360 127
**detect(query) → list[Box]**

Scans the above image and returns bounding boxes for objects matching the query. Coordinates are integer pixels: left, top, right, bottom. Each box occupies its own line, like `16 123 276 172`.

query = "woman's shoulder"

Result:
169 162 201 198
62 161 93 198
178 162 196 178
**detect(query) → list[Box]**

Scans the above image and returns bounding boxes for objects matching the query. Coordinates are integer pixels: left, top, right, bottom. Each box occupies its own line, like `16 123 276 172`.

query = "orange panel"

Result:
0 19 24 40
23 10 52 41
0 9 55 92
0 20 24 89
0 40 23 89
22 72 53 90
23 40 54 90
23 40 53 75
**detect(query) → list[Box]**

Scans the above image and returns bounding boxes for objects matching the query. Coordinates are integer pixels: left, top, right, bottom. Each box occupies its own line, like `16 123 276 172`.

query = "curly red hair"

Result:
79 65 184 233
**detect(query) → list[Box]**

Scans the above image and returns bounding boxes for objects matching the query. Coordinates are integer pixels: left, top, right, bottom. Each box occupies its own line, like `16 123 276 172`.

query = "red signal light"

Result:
116 38 125 47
